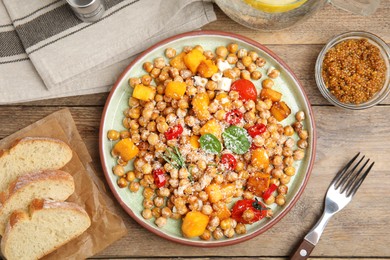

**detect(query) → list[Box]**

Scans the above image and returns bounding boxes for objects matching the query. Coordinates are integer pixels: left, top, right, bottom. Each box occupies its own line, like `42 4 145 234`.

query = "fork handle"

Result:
290 239 315 260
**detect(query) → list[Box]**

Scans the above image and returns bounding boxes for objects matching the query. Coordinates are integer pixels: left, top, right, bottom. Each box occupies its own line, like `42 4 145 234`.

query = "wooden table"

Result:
1 2 389 259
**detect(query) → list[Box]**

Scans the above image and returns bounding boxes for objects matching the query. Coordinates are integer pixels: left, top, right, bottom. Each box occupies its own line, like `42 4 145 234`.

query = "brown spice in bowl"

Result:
322 38 386 104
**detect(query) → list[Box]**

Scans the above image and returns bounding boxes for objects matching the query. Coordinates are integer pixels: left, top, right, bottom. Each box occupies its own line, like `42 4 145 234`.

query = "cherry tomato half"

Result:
221 153 237 170
247 123 266 138
165 124 183 140
230 79 257 102
153 169 166 188
231 198 268 224
225 109 243 125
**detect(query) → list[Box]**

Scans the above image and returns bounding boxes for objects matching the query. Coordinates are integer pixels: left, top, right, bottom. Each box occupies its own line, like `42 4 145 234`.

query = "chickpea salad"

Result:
104 37 312 242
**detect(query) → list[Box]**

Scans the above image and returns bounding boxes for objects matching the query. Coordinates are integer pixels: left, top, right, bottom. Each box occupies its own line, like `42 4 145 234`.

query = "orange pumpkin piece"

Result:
213 201 231 221
165 81 187 100
200 119 222 139
270 101 291 121
182 211 209 238
183 49 206 73
132 84 156 101
112 138 139 162
192 92 211 120
205 183 223 203
247 172 271 197
169 52 187 70
197 60 218 78
260 88 282 102
251 148 270 169
189 135 200 149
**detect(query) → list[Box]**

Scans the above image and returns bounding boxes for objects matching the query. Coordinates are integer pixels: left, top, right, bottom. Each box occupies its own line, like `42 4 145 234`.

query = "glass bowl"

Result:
315 31 390 110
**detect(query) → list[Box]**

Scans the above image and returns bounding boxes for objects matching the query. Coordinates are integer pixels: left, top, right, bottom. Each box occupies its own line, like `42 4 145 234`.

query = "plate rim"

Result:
99 30 317 247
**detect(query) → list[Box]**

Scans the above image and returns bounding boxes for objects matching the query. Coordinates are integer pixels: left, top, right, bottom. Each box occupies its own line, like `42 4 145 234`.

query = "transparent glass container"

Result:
214 0 381 31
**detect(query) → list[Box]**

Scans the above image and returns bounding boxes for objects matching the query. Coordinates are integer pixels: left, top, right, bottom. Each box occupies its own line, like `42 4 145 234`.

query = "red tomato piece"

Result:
153 169 166 188
247 123 266 138
262 183 278 200
165 124 183 140
231 199 268 224
225 109 243 125
220 153 237 170
230 79 257 101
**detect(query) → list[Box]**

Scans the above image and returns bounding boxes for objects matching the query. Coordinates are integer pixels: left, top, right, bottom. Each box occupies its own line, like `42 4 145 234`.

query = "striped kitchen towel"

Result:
0 0 216 104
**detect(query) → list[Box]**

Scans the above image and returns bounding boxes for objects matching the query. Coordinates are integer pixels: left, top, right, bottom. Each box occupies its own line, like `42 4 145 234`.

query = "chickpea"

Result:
247 63 257 73
275 194 286 206
268 68 280 78
278 184 288 195
293 122 303 132
212 228 224 240
199 191 208 201
280 174 291 185
143 187 155 199
262 78 274 89
161 207 172 218
237 48 248 58
143 199 154 209
155 217 167 228
117 177 127 188
227 43 238 53
125 171 135 182
241 56 252 67
293 149 305 160
284 125 294 136
203 50 214 59
141 74 152 86
154 196 164 207
165 47 176 58
284 156 294 166
216 46 228 58
142 209 152 219
299 130 309 140
284 166 296 176
129 77 141 88
264 195 275 205
240 70 251 80
129 181 140 192
255 57 266 67
220 218 232 230
113 165 125 177
107 130 120 141
200 230 211 240
151 207 162 218
242 209 255 223
227 53 238 64
201 204 213 215
235 223 247 235
251 70 262 80
224 228 235 238
295 110 305 122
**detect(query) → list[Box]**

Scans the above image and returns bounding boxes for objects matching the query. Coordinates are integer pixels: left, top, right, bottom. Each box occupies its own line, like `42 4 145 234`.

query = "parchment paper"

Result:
0 108 127 259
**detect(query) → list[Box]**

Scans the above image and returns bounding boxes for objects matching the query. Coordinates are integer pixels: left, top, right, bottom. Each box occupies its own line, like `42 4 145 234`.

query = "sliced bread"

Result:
1 198 91 260
0 137 73 194
0 170 75 236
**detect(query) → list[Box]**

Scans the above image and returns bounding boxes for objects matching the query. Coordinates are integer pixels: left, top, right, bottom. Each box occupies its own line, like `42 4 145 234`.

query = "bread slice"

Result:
0 170 75 236
0 137 73 194
1 199 91 260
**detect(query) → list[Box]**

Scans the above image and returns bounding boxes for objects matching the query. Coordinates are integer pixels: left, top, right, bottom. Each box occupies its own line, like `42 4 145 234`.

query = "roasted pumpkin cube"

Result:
213 201 231 221
247 172 271 197
270 101 291 121
165 81 186 100
260 88 282 102
205 183 223 203
189 135 200 149
112 138 139 162
132 84 156 101
184 49 206 73
192 92 211 120
169 52 187 70
251 148 269 170
182 211 209 238
200 119 222 139
197 60 218 78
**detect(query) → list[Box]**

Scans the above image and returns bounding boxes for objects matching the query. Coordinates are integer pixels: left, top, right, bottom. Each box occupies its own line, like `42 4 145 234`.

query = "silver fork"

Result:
290 153 374 260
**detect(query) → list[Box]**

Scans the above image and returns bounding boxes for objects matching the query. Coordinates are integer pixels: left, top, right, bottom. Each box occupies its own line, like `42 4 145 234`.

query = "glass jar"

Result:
214 0 381 31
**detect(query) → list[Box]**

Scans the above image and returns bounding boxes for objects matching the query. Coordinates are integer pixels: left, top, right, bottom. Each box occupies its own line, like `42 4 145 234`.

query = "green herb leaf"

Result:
199 134 222 154
222 126 250 155
162 147 187 170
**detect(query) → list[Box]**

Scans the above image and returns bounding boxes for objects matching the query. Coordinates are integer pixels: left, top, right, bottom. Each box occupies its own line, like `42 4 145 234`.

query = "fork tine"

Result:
332 152 360 188
339 156 367 193
347 161 374 197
